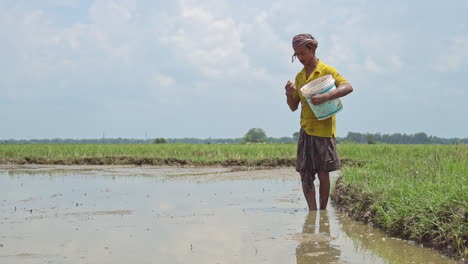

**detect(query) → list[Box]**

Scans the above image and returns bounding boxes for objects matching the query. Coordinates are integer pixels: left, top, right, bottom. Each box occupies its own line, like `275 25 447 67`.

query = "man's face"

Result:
293 45 314 66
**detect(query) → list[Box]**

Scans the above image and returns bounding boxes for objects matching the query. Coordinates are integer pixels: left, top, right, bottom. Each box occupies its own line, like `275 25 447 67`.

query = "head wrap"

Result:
291 34 318 62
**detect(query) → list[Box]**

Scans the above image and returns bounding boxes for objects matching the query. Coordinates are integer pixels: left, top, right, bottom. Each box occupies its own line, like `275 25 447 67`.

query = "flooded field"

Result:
0 166 459 264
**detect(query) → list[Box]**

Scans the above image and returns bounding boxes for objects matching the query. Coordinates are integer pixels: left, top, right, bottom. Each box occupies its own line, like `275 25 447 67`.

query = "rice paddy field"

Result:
0 143 467 260
0 143 298 166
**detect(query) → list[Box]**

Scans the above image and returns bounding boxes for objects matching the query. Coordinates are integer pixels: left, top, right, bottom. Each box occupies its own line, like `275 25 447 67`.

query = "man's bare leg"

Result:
302 182 317 211
317 171 330 210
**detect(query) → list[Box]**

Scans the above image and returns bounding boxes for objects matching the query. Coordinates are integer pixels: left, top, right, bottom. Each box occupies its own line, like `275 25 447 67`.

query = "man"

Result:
285 34 353 211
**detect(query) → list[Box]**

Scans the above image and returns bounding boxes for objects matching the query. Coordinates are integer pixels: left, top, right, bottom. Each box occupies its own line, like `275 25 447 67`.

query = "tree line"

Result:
0 130 466 145
342 132 468 144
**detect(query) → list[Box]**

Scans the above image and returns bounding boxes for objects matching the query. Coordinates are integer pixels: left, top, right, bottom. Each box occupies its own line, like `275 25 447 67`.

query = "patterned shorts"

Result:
295 128 341 188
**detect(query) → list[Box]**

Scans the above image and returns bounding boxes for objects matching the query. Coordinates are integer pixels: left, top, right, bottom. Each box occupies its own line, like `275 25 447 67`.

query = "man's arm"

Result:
327 83 353 100
285 80 300 111
310 83 353 105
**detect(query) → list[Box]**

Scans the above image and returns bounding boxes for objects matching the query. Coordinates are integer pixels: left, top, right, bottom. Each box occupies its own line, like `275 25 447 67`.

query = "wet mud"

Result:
0 157 362 168
0 157 297 167
0 166 460 264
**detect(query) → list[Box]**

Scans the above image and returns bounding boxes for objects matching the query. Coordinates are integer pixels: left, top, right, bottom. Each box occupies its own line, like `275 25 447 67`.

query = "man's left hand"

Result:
310 93 330 105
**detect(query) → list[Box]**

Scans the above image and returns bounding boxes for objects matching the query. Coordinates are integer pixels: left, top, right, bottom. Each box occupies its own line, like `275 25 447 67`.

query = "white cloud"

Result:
0 0 145 99
89 0 136 30
157 0 251 80
364 56 384 74
43 0 80 7
87 0 140 63
153 73 175 89
146 72 181 106
363 55 402 74
434 35 468 72
152 0 289 87
327 33 359 69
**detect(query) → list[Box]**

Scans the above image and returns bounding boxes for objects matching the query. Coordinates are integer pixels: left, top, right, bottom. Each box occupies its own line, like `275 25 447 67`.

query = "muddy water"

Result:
0 166 459 264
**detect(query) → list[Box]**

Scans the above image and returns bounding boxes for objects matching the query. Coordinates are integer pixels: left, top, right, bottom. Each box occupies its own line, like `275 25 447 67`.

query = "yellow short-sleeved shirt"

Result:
294 60 348 137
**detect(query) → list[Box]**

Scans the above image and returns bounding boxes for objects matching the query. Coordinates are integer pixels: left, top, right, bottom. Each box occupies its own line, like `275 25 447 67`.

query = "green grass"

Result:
332 144 468 259
0 143 297 165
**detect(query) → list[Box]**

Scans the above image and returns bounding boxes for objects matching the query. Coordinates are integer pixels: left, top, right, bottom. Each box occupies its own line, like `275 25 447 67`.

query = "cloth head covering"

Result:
291 34 318 62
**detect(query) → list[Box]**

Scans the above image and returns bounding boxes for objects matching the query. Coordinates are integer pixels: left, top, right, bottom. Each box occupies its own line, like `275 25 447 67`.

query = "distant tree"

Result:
413 132 429 144
367 134 376 144
346 132 366 143
293 132 300 141
152 138 167 144
244 128 267 143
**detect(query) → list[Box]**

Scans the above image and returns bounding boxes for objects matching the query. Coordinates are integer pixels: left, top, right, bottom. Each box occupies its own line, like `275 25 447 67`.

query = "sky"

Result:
1 0 467 139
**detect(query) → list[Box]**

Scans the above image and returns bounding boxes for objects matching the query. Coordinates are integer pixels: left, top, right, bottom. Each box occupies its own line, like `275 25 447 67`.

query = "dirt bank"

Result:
0 157 361 168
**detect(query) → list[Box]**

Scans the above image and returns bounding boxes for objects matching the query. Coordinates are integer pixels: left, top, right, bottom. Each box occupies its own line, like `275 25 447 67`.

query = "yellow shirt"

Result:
294 60 348 137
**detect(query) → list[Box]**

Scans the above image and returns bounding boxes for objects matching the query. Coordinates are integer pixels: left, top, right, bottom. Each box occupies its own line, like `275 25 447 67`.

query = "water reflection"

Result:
338 214 458 264
296 211 340 263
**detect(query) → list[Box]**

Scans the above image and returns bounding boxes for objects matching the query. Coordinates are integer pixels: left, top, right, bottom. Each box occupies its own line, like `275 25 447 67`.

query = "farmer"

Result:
285 34 353 211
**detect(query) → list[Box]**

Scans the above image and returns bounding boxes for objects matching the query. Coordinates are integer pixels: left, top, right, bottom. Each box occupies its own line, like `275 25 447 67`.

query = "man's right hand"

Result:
285 80 296 97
